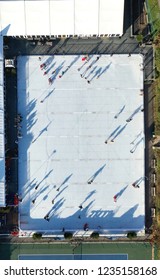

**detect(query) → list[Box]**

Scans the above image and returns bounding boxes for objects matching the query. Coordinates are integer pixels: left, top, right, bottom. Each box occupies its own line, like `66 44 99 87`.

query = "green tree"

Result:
90 232 99 239
32 232 42 239
64 232 73 239
127 231 137 239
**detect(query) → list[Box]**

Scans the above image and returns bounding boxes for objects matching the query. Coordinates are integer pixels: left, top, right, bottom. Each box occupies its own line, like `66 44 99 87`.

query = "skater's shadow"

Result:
39 185 49 196
127 105 142 121
106 125 121 142
115 185 128 201
82 59 98 77
85 66 97 79
80 200 95 217
130 137 144 153
78 60 88 72
58 173 73 190
50 61 65 80
132 177 145 186
68 55 80 70
111 124 127 141
41 88 55 103
39 169 54 186
27 110 37 130
46 198 66 220
26 98 37 115
96 63 112 79
44 62 56 74
44 56 54 67
90 67 102 81
88 164 106 183
40 185 53 201
44 169 54 180
130 131 142 145
55 185 68 200
81 190 96 205
62 55 80 76
114 105 125 119
32 120 52 143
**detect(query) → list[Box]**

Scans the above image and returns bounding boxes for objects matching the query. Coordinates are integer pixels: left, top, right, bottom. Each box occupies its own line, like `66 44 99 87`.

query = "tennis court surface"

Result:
19 254 128 260
0 242 153 260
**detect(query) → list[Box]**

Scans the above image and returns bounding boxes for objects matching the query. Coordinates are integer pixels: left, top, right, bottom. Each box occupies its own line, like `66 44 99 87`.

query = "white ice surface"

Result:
17 54 145 234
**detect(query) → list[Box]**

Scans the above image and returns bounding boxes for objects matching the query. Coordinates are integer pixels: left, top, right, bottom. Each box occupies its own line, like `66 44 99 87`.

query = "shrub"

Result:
64 232 73 239
90 232 99 239
127 231 137 239
136 34 143 44
32 232 42 239
0 207 11 213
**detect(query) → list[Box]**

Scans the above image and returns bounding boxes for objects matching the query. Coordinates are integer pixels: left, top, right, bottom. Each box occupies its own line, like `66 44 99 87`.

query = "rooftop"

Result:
17 54 145 235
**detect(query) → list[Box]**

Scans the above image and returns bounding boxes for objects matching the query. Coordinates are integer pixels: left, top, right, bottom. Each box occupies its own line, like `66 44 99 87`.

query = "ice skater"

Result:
132 183 140 188
126 118 132 122
18 195 22 202
44 214 50 221
52 199 54 204
40 63 46 70
18 133 22 138
82 56 88 61
48 77 52 85
35 184 40 190
113 195 117 202
88 179 93 184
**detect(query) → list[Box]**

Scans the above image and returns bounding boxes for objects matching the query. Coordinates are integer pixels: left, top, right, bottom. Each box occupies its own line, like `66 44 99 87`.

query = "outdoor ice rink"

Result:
17 54 145 235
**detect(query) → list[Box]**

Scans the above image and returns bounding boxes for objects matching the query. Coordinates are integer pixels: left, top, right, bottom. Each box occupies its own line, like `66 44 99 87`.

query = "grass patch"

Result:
147 0 160 259
154 80 160 135
147 0 160 36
